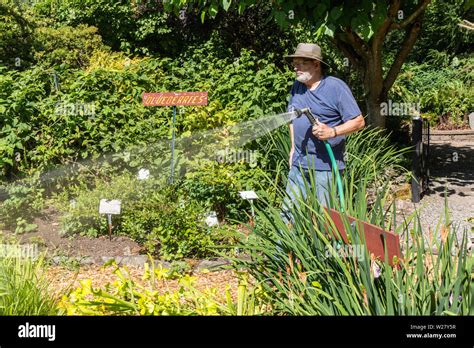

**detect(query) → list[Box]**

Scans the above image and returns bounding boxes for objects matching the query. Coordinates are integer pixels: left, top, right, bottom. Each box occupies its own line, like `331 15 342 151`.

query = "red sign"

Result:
324 208 402 266
142 92 208 106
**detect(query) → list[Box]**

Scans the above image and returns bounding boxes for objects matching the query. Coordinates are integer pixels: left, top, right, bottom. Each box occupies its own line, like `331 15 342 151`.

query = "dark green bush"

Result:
122 192 215 260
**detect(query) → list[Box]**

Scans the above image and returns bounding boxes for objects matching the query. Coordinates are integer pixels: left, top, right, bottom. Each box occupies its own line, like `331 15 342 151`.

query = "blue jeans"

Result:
280 166 342 225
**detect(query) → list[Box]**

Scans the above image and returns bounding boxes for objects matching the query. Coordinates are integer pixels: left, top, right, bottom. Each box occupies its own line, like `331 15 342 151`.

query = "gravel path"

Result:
394 140 474 250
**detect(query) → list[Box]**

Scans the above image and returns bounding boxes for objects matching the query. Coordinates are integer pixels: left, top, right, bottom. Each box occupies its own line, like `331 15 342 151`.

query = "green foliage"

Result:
58 262 221 315
163 0 410 40
58 259 270 315
391 57 474 127
219 271 271 315
412 0 473 59
0 2 35 69
183 162 238 222
33 24 107 69
0 40 291 180
344 127 409 186
0 251 58 315
53 172 224 260
166 40 293 123
36 0 175 55
14 217 38 234
0 179 45 230
235 175 472 315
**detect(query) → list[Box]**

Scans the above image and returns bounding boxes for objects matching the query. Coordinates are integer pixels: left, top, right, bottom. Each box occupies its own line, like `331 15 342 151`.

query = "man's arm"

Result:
312 115 365 141
333 115 365 136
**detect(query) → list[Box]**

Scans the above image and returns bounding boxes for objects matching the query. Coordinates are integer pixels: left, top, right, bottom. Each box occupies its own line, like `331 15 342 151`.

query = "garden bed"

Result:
1 206 145 258
46 265 241 303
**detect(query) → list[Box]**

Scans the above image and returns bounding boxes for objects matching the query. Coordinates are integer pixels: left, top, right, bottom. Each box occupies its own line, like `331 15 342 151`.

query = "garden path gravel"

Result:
394 140 474 250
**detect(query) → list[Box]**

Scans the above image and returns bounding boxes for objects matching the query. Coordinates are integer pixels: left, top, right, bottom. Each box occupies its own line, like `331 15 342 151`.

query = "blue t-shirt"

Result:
287 76 361 170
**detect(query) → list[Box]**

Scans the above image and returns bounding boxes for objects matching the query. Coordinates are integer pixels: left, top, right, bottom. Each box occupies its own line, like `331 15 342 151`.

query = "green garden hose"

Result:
294 108 346 212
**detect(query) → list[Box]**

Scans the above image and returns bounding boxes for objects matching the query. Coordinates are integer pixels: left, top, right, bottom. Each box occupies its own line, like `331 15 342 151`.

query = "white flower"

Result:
70 199 77 209
205 211 219 227
137 168 150 180
371 259 382 279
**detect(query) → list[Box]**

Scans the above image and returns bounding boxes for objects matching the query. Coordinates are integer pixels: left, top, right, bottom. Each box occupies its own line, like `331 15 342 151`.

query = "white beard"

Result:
296 71 312 83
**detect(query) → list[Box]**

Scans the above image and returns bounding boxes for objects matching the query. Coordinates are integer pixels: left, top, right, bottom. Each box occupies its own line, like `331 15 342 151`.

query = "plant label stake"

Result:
239 191 259 227
99 199 121 240
142 91 208 183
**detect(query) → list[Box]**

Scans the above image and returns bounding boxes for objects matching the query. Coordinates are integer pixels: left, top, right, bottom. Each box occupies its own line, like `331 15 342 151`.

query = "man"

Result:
282 43 365 224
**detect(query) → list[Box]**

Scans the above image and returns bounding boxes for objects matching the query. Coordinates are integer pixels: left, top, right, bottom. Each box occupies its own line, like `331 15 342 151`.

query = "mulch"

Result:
45 265 241 302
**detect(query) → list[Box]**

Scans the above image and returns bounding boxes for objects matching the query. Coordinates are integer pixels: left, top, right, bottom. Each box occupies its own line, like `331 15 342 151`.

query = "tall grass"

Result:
236 177 472 315
0 249 57 315
234 127 472 315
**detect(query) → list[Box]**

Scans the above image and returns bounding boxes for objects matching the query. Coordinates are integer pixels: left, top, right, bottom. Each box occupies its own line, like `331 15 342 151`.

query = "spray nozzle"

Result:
293 107 318 125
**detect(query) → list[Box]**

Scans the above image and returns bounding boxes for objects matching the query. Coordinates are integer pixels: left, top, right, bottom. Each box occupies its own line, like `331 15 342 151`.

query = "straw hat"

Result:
284 43 330 66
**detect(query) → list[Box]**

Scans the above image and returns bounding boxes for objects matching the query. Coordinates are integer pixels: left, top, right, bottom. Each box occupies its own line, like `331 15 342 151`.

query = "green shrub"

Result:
182 157 270 223
33 24 107 69
183 161 245 223
120 187 217 260
391 57 474 127
0 177 44 231
53 171 226 260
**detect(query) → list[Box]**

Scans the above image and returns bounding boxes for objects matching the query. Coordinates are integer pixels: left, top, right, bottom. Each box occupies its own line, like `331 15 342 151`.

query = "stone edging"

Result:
49 255 237 271
430 130 474 142
430 130 474 135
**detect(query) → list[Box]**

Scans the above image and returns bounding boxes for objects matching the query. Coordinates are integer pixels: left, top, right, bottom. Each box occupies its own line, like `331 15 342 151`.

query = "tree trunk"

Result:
366 97 385 128
363 51 386 129
334 0 428 130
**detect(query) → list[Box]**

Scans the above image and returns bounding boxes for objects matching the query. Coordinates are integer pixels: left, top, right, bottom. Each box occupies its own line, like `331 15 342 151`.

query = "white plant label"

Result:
99 199 122 215
239 191 259 200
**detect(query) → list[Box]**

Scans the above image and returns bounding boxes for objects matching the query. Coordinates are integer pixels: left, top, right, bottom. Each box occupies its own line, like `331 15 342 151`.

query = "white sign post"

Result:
239 191 259 226
99 199 122 240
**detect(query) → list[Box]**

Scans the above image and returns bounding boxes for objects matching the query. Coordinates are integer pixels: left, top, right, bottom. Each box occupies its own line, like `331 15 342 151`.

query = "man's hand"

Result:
311 119 335 141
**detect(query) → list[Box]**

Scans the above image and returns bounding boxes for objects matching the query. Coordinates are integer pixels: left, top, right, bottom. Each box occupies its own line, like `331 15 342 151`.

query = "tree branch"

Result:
383 19 422 94
390 0 431 30
334 34 365 72
339 27 369 61
372 0 400 54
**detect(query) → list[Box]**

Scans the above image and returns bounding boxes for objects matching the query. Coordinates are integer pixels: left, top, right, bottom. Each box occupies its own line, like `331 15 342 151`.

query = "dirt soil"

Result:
3 205 145 258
